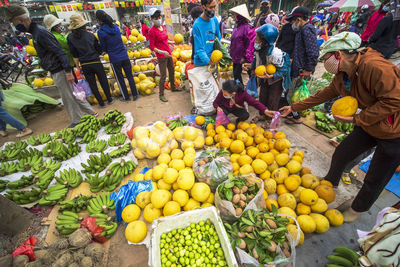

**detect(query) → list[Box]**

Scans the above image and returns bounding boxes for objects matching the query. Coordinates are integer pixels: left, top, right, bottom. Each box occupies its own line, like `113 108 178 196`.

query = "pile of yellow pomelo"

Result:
123 146 213 243
205 122 344 246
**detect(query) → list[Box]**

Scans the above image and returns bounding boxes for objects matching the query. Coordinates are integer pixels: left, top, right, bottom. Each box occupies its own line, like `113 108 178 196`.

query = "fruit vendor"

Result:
192 0 221 67
96 10 138 102
213 80 275 124
6 5 96 128
243 24 291 119
280 32 400 223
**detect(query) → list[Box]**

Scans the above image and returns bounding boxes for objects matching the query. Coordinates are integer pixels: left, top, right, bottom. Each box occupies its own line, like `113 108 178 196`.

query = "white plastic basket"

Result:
149 206 239 267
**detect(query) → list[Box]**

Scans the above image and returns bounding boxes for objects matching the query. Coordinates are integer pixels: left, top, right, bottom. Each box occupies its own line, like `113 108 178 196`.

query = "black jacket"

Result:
67 31 102 64
28 22 71 74
369 14 397 59
276 23 296 58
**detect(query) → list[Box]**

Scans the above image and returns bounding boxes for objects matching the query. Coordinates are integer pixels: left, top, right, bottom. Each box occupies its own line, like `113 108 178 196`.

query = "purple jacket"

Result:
213 90 267 114
229 17 256 64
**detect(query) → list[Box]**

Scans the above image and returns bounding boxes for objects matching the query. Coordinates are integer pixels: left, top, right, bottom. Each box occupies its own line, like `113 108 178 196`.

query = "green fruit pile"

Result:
326 246 360 267
6 175 34 189
103 109 126 134
59 194 92 212
42 141 81 161
95 213 118 239
108 133 127 146
53 128 76 144
109 143 131 158
81 153 111 174
86 139 108 153
38 184 68 205
26 133 51 146
4 188 41 204
87 192 115 215
56 168 83 188
56 210 81 236
159 220 227 267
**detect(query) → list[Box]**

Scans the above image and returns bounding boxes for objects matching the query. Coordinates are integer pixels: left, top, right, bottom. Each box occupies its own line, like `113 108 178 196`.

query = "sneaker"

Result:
133 95 138 101
0 130 8 137
159 95 168 102
16 128 33 138
108 98 115 104
120 97 131 102
99 104 107 109
171 88 182 92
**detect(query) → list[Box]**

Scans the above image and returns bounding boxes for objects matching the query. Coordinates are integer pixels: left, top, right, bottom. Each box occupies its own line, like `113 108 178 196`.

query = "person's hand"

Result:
301 70 312 78
217 107 223 112
334 115 354 123
76 66 82 74
279 106 292 117
258 73 273 79
66 73 75 82
264 109 276 118
242 63 252 71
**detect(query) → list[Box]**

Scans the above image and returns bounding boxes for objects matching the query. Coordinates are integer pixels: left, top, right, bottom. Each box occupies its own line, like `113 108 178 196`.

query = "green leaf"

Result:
225 189 233 201
224 182 235 188
240 217 254 226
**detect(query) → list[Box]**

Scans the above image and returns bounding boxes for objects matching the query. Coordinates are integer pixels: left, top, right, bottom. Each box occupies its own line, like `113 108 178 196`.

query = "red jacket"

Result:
142 24 150 39
361 8 387 42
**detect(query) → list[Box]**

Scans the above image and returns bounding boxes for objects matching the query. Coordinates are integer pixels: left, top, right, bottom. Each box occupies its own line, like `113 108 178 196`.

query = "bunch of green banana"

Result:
55 210 81 236
53 128 76 144
19 148 43 160
73 115 102 137
42 141 81 161
34 169 55 190
81 153 111 174
4 141 27 152
27 103 44 114
5 188 41 205
96 214 118 239
86 139 108 153
85 173 105 193
104 110 126 134
326 246 360 267
88 192 115 214
0 162 20 177
56 169 83 188
31 159 61 175
26 133 51 146
108 133 127 147
0 144 28 162
109 143 131 158
167 117 188 130
59 195 92 212
17 155 43 172
107 159 136 178
103 173 123 192
0 180 8 192
79 129 97 144
103 109 124 125
7 175 34 189
335 121 354 134
39 184 68 205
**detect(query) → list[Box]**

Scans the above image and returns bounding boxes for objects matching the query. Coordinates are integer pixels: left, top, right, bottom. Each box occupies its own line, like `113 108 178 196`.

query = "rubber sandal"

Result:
159 96 168 102
16 128 33 138
284 117 303 125
341 174 352 185
0 130 7 137
93 112 99 117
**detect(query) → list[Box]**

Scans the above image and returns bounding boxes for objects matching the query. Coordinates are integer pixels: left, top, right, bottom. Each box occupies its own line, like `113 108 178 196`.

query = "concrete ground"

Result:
1 59 399 266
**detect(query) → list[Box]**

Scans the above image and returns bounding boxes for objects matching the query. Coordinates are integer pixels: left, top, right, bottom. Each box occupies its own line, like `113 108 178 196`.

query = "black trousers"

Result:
259 79 283 111
233 63 243 84
324 126 400 212
81 62 112 106
112 59 138 100
222 107 249 124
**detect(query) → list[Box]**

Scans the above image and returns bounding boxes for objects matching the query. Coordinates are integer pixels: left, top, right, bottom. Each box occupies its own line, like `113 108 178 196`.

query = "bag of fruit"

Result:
215 174 265 222
193 148 233 191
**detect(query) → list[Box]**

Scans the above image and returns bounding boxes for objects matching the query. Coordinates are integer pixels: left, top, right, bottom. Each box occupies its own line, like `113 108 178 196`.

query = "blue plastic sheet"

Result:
359 160 400 198
110 180 153 222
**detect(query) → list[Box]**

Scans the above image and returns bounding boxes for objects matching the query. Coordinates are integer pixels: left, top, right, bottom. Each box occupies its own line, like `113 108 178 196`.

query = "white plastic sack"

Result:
187 66 219 115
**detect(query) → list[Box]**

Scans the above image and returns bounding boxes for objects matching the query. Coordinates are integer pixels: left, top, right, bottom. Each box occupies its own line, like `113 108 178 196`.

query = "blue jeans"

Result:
0 104 25 131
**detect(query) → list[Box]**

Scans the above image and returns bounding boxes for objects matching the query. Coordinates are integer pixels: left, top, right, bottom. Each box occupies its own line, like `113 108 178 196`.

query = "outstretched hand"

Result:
334 115 354 123
264 110 276 118
279 106 292 117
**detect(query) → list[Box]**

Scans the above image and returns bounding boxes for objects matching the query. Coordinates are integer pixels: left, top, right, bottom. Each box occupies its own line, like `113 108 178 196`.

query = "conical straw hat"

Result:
230 4 252 21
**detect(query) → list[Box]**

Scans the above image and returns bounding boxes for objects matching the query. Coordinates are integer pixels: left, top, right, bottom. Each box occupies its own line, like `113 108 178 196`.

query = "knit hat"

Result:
5 5 29 21
68 14 88 30
230 4 252 21
43 14 63 31
319 32 361 60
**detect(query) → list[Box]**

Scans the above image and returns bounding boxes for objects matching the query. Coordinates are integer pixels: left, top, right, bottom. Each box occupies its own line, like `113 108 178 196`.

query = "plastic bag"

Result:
215 110 230 126
214 38 232 68
77 78 92 97
12 237 37 261
269 112 282 138
131 121 176 159
290 79 310 104
171 125 205 150
80 216 108 243
193 149 232 191
215 174 265 222
110 180 153 222
245 76 258 98
72 82 86 101
235 213 300 267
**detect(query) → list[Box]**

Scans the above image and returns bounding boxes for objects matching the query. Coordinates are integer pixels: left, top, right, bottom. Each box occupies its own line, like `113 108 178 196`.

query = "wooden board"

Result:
301 111 342 139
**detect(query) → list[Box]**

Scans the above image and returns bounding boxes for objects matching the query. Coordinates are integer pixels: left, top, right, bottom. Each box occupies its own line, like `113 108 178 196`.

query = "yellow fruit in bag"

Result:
331 96 358 117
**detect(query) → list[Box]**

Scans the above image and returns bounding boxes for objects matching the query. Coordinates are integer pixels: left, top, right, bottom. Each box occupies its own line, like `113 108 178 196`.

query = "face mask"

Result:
324 53 341 74
261 6 269 13
291 23 300 32
205 9 215 18
15 24 28 32
382 6 389 12
223 94 231 99
153 19 162 26
254 43 261 50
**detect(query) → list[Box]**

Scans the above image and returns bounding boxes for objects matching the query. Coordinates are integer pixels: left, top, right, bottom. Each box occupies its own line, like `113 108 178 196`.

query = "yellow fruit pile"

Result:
172 126 205 150
123 147 214 243
131 121 177 159
206 122 343 246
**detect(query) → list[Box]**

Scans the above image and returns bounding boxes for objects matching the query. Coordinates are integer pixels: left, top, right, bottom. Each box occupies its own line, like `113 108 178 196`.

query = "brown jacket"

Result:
292 48 400 139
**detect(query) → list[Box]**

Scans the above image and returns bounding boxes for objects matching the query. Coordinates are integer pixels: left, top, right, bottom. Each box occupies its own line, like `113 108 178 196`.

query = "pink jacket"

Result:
361 8 387 42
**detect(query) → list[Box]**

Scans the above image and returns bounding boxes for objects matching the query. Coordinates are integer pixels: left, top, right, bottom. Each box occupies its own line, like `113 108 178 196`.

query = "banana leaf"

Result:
214 38 232 68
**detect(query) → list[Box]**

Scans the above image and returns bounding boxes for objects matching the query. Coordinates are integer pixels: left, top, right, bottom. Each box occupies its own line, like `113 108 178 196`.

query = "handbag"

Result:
77 76 92 97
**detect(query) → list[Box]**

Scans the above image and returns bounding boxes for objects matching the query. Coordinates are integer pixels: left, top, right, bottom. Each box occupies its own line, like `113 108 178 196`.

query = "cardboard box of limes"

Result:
150 206 238 267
